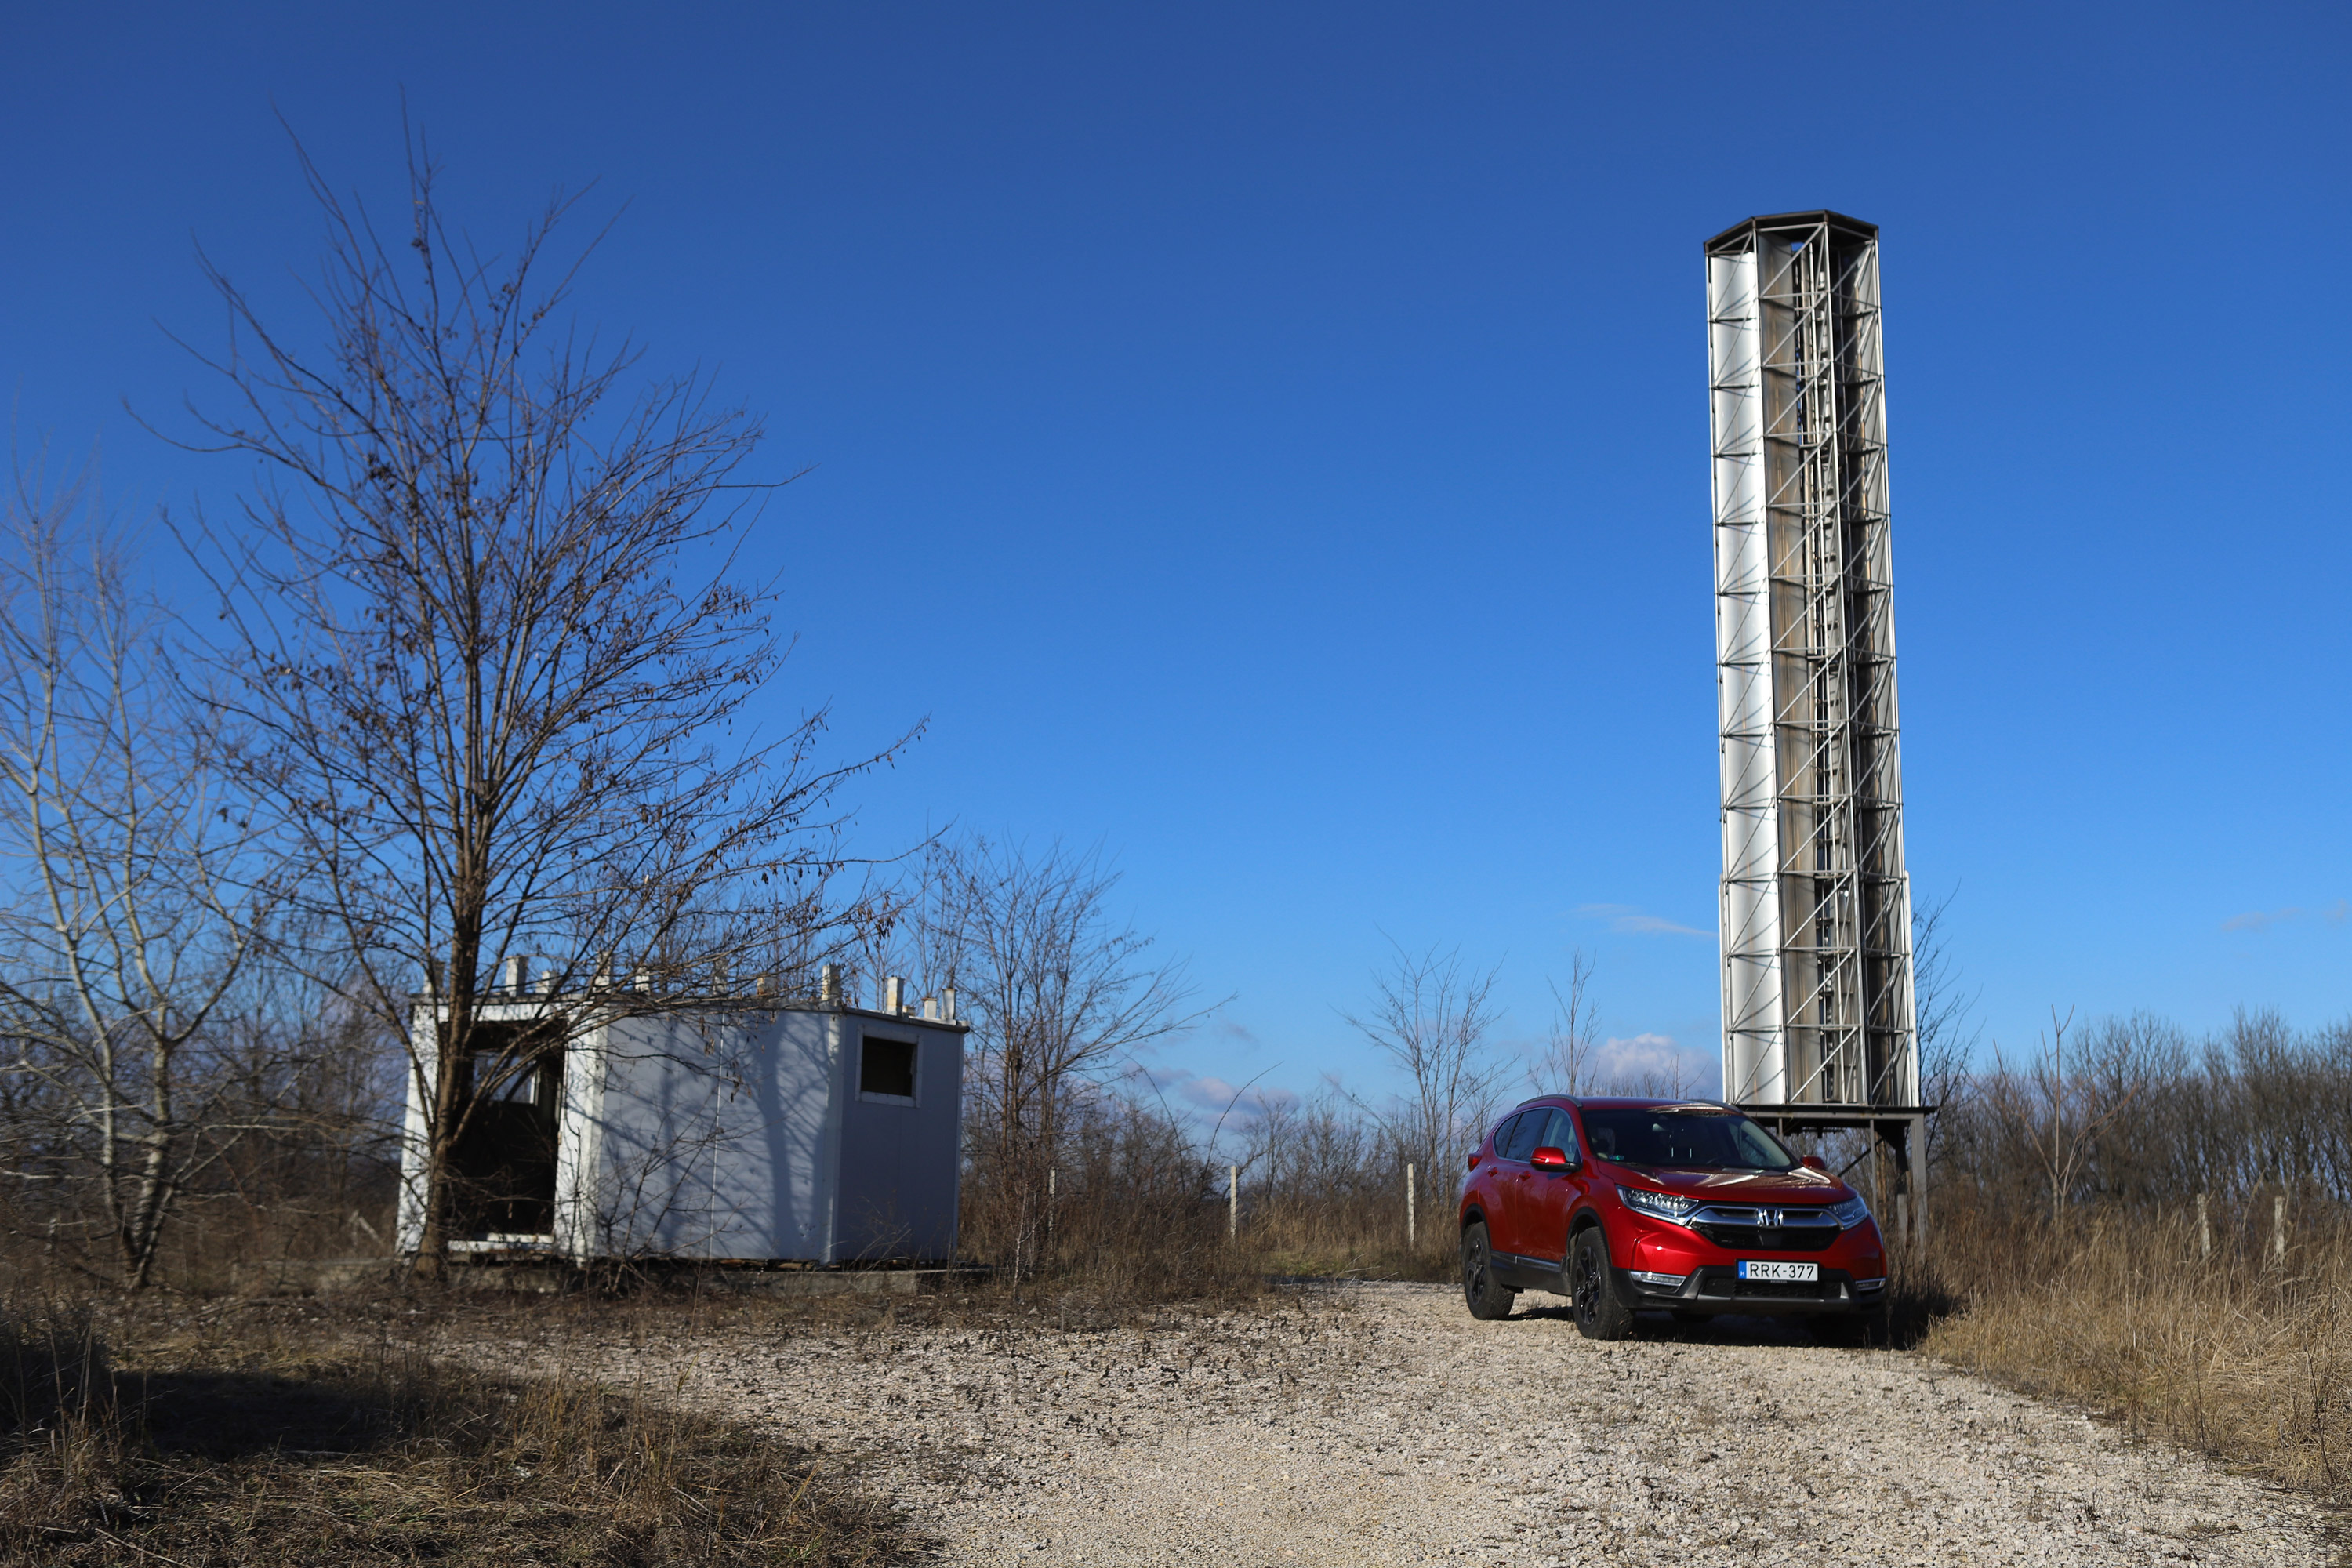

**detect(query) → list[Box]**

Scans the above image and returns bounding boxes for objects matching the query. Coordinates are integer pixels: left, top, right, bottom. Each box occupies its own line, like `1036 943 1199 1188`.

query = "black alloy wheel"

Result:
1460 1220 1517 1320
1568 1227 1635 1341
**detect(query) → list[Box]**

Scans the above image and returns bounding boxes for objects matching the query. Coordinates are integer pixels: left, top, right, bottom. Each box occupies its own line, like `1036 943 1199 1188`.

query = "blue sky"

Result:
4 3 2347 1116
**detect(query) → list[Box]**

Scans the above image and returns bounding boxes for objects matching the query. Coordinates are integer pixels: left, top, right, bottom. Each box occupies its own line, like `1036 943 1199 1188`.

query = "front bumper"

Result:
1613 1210 1885 1315
1618 1262 1885 1316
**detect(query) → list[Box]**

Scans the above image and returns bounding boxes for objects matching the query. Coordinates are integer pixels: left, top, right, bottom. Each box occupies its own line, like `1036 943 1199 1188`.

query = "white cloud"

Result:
1589 1033 1723 1098
1179 1075 1246 1111
1145 1069 1292 1121
1596 1032 1680 1078
2222 900 2348 934
1577 902 1715 938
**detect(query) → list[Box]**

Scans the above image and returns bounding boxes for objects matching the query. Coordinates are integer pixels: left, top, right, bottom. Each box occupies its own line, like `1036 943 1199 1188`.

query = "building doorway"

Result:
448 1019 565 1239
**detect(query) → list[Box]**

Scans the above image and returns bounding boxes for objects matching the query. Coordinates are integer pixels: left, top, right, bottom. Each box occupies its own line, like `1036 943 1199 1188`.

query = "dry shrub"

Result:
1904 1007 2352 1498
1214 1087 1457 1286
1920 1203 2352 1501
0 1299 121 1554
1 1292 906 1566
993 1087 1455 1302
964 1090 1265 1305
1242 1198 1454 1284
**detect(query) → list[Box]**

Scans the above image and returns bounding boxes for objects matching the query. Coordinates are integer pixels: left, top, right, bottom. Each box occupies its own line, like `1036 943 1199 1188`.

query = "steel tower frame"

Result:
1708 212 1926 1236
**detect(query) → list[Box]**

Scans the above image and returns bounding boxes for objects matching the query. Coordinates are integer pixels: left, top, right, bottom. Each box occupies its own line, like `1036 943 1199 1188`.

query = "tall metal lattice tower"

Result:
1708 211 1926 1225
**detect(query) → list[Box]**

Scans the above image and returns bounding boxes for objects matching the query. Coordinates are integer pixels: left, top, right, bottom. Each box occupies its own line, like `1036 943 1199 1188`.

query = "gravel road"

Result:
556 1283 2336 1566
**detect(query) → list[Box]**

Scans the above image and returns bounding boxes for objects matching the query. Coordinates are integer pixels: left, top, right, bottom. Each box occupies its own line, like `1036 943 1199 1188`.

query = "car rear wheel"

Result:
1460 1221 1517 1320
1568 1227 1635 1341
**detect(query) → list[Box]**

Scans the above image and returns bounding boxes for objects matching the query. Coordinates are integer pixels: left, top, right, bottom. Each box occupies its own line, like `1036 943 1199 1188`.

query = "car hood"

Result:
1613 1166 1849 1205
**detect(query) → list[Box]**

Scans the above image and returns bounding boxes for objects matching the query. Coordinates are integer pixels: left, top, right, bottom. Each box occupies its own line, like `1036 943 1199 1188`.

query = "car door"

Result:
1517 1108 1586 1265
1487 1110 1545 1257
1472 1112 1520 1248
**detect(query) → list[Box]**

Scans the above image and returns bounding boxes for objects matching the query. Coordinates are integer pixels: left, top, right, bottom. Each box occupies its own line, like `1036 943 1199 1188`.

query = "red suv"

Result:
1456 1096 1886 1341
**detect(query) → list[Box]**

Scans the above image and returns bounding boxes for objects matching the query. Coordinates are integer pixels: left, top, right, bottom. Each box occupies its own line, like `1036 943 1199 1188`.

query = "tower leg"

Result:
1906 1111 1928 1256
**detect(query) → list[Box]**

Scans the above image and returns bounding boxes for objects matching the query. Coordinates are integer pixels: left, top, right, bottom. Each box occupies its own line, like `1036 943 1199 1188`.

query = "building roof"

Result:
1703 209 1878 256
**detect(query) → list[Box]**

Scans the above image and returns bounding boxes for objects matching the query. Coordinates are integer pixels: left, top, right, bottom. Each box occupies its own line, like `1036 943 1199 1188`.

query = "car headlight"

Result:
1831 1194 1871 1230
1617 1185 1700 1225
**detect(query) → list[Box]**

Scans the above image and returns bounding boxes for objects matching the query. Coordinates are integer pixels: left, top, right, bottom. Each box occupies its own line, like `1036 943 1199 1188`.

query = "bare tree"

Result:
0 456 281 1286
1527 949 1599 1096
1980 1006 2140 1230
1911 886 1979 1109
170 137 907 1275
905 837 1203 1276
1342 940 1509 1190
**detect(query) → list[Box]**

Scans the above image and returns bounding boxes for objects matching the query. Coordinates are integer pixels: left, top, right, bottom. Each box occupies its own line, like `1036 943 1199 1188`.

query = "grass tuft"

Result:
0 1291 909 1566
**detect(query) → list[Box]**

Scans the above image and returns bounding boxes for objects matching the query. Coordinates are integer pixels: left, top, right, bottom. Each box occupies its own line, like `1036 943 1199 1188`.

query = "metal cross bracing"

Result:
1708 212 1919 1121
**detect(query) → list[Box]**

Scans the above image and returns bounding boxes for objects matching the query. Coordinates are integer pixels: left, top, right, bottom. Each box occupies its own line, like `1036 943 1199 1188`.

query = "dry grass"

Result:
1239 1207 1454 1285
0 1290 912 1566
1919 1204 2352 1502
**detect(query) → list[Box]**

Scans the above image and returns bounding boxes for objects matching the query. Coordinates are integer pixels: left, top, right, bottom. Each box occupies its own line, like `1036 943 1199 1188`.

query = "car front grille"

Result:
1686 1205 1841 1253
1691 1221 1839 1252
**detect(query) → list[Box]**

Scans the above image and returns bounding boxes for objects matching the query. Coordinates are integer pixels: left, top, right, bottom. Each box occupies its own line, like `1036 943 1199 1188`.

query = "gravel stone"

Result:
554 1283 2337 1566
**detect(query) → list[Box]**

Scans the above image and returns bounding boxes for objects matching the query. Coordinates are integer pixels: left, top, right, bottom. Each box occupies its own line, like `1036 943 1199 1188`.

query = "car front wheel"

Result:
1568 1226 1635 1341
1460 1221 1517 1320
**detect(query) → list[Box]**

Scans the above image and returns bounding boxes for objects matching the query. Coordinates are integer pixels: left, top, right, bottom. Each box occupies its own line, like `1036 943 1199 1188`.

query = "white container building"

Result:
394 972 968 1264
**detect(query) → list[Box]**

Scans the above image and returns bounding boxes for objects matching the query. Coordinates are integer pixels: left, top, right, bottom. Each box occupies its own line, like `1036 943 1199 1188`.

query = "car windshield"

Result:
1578 1109 1795 1172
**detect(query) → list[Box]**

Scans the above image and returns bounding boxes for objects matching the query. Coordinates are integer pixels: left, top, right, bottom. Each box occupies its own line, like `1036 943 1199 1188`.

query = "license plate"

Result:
1737 1260 1819 1283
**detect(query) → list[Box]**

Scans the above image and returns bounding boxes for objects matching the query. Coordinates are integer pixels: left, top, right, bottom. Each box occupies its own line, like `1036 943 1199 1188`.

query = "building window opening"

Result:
861 1036 916 1100
472 1051 542 1105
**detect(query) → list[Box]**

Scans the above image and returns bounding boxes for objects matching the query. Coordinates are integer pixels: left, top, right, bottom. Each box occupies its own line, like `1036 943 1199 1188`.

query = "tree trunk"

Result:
122 1123 175 1289
412 938 481 1282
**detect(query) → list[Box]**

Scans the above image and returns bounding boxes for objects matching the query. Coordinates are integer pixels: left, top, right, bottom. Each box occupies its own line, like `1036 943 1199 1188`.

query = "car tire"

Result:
1460 1221 1517 1320
1568 1227 1635 1341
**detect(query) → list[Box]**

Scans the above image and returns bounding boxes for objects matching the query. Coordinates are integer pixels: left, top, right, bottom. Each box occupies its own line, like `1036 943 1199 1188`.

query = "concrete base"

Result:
232 1256 982 1298
706 1266 975 1297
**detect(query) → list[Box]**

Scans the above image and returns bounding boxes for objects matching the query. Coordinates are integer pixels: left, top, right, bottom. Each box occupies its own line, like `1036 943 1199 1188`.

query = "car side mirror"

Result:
1801 1155 1828 1172
1530 1146 1575 1172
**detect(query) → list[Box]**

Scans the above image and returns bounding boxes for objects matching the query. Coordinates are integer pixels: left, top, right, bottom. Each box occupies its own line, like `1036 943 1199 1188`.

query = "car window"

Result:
1583 1114 1617 1160
1535 1108 1579 1159
1500 1112 1545 1162
1486 1112 1523 1158
1577 1108 1795 1171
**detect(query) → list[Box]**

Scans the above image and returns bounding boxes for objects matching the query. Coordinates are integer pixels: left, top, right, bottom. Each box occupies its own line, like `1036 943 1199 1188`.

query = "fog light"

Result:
1631 1270 1686 1290
1854 1277 1886 1292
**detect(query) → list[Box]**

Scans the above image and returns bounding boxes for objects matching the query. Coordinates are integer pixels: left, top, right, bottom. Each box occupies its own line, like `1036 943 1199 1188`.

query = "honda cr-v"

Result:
1456 1096 1886 1340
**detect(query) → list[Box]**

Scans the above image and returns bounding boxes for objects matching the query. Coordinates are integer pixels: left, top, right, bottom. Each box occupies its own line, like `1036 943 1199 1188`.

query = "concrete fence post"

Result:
1406 1163 1417 1247
2274 1194 2288 1266
2197 1192 2211 1262
1228 1165 1239 1242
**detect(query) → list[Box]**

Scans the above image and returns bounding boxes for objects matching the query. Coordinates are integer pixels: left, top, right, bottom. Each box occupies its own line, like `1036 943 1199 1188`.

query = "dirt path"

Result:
555 1283 2336 1566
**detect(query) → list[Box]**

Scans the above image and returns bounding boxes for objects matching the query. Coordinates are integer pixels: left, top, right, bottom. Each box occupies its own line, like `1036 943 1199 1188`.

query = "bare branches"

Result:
1529 949 1599 1097
901 836 1207 1276
0 448 285 1284
1341 939 1508 1184
172 134 911 1271
1912 886 1979 1110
